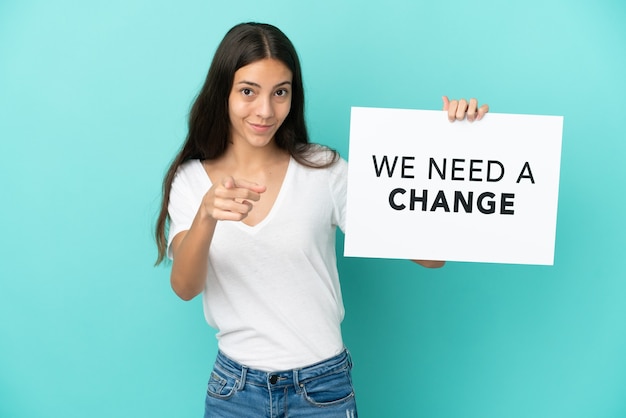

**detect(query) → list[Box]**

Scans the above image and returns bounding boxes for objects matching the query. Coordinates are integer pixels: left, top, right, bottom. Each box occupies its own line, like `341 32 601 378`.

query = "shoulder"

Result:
175 159 203 177
172 159 207 184
306 144 338 164
292 146 347 191
170 159 210 195
295 144 346 171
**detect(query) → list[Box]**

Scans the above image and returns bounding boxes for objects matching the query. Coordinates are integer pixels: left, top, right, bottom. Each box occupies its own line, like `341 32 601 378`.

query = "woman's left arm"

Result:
410 96 490 268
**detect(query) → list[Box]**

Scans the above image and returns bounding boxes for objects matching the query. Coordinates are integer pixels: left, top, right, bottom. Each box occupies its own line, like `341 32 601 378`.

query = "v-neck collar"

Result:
194 157 294 234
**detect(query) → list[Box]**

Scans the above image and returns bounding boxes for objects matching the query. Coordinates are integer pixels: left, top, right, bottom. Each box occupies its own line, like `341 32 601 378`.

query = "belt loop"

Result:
293 369 303 394
346 348 353 369
237 365 248 391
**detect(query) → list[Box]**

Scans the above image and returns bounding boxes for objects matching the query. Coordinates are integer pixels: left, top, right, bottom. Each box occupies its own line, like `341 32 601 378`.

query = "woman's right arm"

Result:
169 211 217 301
169 176 266 301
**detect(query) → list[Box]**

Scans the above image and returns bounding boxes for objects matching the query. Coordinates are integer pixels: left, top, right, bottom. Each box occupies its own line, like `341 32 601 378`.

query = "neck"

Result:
223 141 288 172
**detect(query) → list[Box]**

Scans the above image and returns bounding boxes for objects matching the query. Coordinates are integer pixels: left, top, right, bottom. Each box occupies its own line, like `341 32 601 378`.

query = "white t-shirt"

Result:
167 152 348 371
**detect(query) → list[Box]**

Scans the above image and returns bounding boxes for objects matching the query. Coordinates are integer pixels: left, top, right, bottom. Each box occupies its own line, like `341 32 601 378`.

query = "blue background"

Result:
1 1 625 417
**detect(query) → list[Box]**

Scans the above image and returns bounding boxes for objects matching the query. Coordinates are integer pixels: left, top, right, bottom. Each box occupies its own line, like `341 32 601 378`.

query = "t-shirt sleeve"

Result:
329 157 348 233
166 163 201 259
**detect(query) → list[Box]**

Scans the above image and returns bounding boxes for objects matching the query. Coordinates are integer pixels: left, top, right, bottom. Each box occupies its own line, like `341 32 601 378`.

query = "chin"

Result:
247 134 277 148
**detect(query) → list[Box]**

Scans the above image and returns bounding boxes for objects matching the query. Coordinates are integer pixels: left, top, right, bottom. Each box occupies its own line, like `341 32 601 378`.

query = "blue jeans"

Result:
204 349 358 417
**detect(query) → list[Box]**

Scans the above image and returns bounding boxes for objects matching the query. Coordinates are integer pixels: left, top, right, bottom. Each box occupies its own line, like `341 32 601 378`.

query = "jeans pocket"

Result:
302 367 355 407
206 365 239 400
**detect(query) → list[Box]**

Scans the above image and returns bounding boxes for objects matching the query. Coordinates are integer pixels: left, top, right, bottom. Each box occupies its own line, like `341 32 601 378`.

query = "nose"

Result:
256 95 274 119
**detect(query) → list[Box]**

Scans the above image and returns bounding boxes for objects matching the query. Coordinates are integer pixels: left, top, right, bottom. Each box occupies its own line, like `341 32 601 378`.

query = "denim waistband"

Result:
213 349 352 390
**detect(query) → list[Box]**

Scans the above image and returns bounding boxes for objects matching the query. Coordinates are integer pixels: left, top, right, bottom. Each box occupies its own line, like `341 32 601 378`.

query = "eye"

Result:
275 88 289 97
241 88 254 96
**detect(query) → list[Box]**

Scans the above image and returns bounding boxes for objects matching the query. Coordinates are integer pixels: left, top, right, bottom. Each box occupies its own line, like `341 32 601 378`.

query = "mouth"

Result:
248 122 275 134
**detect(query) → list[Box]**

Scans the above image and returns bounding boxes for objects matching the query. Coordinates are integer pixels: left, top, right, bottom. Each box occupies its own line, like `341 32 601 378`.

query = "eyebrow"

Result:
236 80 292 88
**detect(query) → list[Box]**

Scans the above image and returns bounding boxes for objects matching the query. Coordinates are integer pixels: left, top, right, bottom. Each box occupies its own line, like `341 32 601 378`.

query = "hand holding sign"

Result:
345 105 563 265
442 96 490 122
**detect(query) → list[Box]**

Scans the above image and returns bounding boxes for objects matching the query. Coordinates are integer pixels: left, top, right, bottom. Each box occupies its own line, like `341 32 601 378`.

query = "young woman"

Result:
155 22 488 418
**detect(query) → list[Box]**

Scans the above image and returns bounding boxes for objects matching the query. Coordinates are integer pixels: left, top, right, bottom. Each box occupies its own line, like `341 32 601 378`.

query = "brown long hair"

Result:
155 22 337 264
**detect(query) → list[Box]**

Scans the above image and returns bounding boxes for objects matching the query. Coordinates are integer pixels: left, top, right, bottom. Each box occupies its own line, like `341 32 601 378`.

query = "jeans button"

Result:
269 375 278 384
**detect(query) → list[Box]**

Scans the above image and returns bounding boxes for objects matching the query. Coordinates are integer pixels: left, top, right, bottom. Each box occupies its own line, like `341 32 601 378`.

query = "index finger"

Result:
232 178 267 194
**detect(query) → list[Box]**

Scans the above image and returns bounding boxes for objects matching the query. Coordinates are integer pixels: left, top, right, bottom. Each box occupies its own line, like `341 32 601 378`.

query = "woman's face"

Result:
228 58 293 150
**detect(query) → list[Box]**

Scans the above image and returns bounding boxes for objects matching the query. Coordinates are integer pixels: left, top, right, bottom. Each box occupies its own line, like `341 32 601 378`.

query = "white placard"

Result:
344 107 563 265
